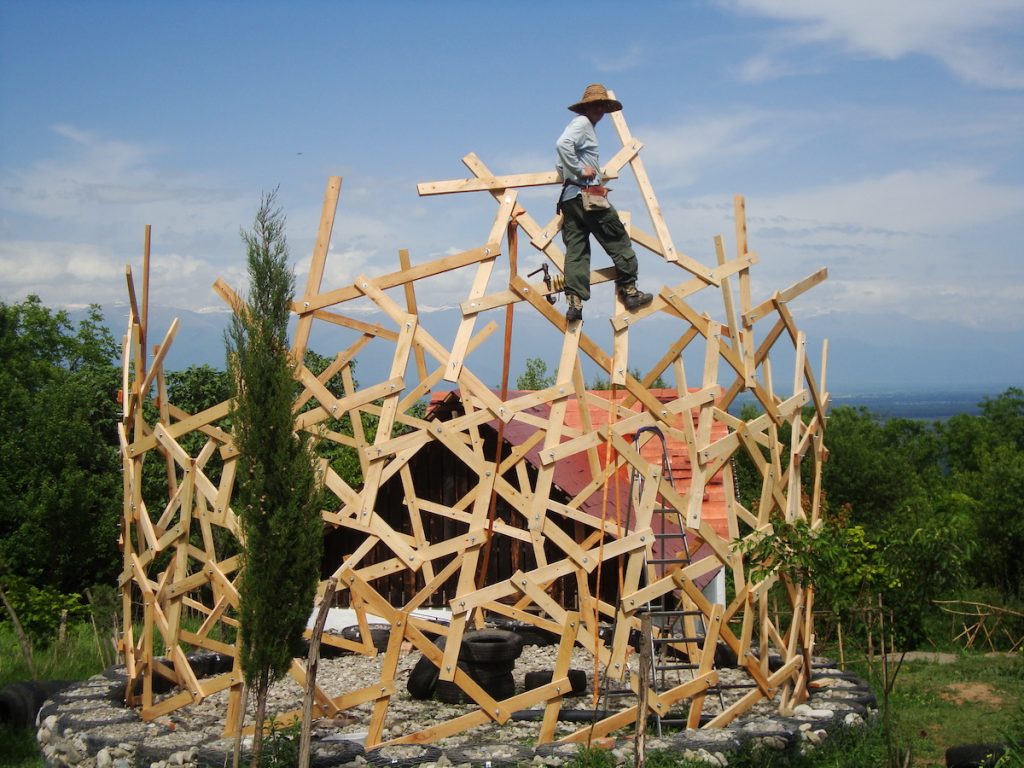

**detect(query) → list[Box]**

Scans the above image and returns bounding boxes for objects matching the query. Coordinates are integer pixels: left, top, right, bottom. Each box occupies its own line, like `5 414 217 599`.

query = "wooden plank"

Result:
443 196 512 382
306 311 398 341
539 611 581 743
605 91 717 283
367 611 409 744
296 242 500 314
742 267 828 326
559 672 716 743
460 152 568 272
292 176 342 360
137 319 179 405
687 604 723 728
127 400 231 459
735 195 751 325
398 248 429 383
417 169 564 196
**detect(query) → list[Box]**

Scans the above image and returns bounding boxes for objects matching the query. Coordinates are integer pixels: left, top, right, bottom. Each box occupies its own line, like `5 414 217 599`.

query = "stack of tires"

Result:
407 629 523 703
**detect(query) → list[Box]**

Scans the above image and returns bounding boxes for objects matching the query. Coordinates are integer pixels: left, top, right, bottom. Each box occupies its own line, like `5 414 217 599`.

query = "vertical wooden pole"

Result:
140 224 151 379
635 612 652 768
299 578 337 768
478 219 517 589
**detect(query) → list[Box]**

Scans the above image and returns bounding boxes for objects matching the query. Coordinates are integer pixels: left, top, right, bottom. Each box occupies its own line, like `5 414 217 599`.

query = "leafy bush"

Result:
0 576 85 647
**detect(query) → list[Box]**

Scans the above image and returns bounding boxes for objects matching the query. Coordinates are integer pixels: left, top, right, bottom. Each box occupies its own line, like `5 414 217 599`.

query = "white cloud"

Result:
754 166 1024 236
634 112 786 187
720 0 1024 88
658 164 1024 329
0 238 234 311
0 125 276 311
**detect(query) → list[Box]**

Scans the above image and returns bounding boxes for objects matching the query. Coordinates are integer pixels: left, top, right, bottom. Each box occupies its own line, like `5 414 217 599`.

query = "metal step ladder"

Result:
600 425 725 735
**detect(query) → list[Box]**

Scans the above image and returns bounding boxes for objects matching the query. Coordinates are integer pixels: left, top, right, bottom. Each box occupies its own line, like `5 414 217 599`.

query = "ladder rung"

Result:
654 663 699 672
709 682 758 690
641 609 704 617
653 636 702 644
646 558 692 565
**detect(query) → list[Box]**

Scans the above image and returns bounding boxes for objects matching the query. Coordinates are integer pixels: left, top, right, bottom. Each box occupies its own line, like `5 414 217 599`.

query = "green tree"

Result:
591 367 668 390
165 364 231 414
942 388 1024 599
0 297 120 596
516 357 555 390
227 191 323 764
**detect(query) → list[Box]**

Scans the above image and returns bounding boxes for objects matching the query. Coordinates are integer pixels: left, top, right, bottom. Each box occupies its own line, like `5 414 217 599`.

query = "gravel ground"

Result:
36 635 877 768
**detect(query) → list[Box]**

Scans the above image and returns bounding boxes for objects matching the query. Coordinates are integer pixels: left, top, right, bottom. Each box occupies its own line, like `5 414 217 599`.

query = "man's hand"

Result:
581 166 597 180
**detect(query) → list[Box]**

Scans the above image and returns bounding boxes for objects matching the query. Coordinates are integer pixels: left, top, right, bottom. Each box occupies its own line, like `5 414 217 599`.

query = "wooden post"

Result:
635 613 652 768
299 578 337 768
140 224 151 379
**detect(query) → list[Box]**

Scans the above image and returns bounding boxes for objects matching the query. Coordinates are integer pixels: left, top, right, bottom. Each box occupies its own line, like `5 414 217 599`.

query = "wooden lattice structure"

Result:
117 95 831 745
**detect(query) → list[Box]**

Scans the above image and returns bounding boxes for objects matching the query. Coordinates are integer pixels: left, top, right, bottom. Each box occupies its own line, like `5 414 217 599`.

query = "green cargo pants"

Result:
559 195 638 302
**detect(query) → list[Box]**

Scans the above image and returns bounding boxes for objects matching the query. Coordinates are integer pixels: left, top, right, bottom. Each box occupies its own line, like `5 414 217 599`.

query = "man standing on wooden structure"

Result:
556 83 654 322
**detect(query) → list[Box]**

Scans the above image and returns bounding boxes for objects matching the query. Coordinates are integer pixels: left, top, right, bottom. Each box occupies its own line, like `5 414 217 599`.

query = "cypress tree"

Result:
227 190 323 764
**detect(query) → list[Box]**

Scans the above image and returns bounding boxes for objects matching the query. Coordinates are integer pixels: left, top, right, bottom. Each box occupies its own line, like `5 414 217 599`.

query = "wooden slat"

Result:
292 176 342 360
417 169 563 196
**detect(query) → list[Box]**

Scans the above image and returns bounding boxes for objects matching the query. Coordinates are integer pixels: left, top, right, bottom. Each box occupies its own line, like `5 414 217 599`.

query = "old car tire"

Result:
459 630 523 663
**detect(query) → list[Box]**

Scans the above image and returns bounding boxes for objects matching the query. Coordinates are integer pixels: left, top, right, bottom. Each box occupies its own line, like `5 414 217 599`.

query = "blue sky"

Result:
2 1 1023 389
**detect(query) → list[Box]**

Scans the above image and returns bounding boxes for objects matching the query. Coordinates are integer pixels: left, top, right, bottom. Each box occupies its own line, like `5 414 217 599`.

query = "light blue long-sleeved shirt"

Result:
555 115 601 203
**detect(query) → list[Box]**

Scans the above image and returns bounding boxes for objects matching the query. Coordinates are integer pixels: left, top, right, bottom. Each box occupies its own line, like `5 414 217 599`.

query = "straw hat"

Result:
568 83 623 114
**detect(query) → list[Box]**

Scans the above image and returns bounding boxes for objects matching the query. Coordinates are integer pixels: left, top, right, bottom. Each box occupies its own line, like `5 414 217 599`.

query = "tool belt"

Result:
557 180 612 214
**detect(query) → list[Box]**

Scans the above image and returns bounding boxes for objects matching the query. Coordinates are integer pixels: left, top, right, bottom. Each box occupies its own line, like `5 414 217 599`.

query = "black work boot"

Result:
619 282 653 310
565 294 583 322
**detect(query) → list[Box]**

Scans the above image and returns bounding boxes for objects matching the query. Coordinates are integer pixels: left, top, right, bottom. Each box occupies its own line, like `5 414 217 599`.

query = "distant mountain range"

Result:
83 303 1021 408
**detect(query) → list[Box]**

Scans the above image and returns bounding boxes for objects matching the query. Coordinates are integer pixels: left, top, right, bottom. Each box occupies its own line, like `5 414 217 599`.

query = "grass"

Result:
857 651 1024 766
0 622 110 686
2 622 1023 768
0 622 111 768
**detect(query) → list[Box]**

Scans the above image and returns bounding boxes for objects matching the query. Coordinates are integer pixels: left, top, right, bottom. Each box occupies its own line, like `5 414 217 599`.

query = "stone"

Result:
793 704 835 719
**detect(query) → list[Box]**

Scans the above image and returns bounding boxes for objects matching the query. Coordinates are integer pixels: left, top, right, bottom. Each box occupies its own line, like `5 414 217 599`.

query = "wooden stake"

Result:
299 578 337 768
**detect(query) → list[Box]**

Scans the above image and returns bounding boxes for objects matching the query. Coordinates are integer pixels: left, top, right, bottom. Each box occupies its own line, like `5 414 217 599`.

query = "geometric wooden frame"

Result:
117 96 830 746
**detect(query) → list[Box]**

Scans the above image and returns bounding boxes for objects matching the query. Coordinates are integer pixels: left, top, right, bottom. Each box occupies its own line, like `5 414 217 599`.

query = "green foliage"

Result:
935 388 1024 600
823 407 930 527
591 367 668 390
165 364 232 413
0 723 42 767
0 575 86 647
737 517 890 622
565 745 617 768
257 718 302 768
0 621 109 687
969 441 1024 599
227 190 323 698
0 297 121 595
301 351 377 491
997 702 1024 767
812 397 1024 643
516 357 555 390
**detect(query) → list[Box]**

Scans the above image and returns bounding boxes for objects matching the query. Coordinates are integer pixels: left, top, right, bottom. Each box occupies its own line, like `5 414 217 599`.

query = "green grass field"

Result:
862 652 1024 766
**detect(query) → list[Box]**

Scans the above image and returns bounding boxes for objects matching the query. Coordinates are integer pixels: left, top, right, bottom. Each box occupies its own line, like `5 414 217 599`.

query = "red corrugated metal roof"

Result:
426 389 732 561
